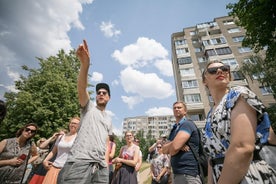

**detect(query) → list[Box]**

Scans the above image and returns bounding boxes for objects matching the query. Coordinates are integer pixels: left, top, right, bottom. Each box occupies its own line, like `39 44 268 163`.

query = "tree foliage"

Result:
1 50 82 140
227 0 276 130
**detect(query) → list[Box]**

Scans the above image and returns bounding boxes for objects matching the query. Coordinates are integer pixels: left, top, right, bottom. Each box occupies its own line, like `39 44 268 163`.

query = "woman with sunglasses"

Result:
202 61 276 183
150 143 170 184
0 123 38 183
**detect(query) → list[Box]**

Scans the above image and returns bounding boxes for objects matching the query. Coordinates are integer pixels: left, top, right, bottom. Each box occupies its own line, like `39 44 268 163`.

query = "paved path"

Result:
138 167 151 184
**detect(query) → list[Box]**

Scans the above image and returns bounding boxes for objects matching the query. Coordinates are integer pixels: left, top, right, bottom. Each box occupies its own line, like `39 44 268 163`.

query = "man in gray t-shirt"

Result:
58 40 112 184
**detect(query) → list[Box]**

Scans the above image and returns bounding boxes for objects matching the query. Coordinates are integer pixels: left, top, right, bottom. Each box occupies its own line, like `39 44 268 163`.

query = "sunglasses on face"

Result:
97 91 107 95
206 65 230 75
157 146 162 149
24 127 37 134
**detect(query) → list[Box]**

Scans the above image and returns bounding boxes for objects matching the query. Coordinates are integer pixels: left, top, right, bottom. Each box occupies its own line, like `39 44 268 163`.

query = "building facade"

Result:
123 115 176 139
122 16 275 137
171 16 275 123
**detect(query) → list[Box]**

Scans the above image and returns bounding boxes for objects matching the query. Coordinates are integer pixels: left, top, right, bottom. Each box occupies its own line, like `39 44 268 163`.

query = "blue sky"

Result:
0 0 236 135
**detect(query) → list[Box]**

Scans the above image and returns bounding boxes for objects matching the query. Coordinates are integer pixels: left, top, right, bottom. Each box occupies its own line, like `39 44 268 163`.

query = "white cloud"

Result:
121 95 144 109
145 107 173 116
120 67 174 99
91 72 103 82
154 59 173 77
7 67 21 82
100 21 121 38
111 79 119 86
0 0 93 96
112 37 168 68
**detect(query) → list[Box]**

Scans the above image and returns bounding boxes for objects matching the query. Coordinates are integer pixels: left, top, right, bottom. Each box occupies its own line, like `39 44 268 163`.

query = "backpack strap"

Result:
187 120 207 183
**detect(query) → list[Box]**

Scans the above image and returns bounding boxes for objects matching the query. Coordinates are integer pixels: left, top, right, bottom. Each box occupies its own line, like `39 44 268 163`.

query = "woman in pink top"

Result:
112 131 139 184
42 117 80 184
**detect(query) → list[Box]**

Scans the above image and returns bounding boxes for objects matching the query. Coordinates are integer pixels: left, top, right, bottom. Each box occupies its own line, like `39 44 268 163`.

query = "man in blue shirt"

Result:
162 101 202 184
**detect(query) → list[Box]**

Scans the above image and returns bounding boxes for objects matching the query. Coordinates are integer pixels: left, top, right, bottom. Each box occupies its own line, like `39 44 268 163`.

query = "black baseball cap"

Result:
96 83 110 96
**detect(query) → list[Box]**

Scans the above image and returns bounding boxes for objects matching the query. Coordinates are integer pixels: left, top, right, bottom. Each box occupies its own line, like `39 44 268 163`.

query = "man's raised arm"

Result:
76 40 90 107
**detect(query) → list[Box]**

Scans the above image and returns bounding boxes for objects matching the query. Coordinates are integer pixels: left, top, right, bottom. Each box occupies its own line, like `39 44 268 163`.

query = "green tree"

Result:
1 50 85 140
227 0 276 129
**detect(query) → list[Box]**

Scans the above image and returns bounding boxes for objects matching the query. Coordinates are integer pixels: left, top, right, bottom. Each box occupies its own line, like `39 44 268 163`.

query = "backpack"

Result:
187 121 208 183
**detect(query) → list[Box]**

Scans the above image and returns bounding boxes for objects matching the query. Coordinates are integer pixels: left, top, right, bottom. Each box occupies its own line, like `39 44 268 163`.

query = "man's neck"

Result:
176 116 185 124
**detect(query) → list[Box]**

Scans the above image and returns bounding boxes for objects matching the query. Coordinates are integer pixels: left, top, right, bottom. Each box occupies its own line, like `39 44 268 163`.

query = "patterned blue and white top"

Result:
202 86 276 183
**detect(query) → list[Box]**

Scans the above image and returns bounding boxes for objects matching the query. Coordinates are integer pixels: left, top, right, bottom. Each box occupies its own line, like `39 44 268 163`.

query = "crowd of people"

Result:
1 40 276 184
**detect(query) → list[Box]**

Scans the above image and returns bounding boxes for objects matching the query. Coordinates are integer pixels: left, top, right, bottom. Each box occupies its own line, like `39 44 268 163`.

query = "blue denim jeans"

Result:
57 162 108 184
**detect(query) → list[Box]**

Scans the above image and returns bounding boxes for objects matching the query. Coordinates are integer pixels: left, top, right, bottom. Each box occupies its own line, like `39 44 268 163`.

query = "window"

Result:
180 68 195 76
194 47 202 53
221 58 238 68
182 80 198 89
228 28 241 33
192 39 198 44
232 71 245 80
260 87 273 95
205 49 216 57
175 39 187 46
178 57 192 65
243 57 257 64
252 73 264 80
190 114 204 121
176 48 189 55
210 37 226 45
190 31 196 35
223 19 235 25
215 47 232 55
202 40 211 46
184 94 201 103
197 57 206 63
238 47 251 53
232 36 244 42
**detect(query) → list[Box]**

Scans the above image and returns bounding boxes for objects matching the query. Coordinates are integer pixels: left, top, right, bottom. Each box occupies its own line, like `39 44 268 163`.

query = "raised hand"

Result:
76 39 90 66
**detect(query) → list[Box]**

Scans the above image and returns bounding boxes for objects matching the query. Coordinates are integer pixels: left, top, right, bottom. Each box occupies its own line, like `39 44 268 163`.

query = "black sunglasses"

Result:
157 146 162 149
24 127 37 134
97 91 107 95
206 65 230 75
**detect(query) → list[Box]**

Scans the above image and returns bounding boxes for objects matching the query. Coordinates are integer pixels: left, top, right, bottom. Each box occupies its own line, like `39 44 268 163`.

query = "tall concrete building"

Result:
122 16 275 138
123 115 176 139
171 16 275 125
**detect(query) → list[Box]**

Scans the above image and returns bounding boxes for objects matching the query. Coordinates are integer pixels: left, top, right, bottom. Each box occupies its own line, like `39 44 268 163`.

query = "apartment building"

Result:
122 115 176 139
171 16 275 123
122 16 275 138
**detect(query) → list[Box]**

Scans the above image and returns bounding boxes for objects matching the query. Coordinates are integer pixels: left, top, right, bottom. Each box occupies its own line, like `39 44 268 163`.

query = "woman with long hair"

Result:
202 61 276 183
42 117 80 184
112 131 139 184
0 123 38 183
